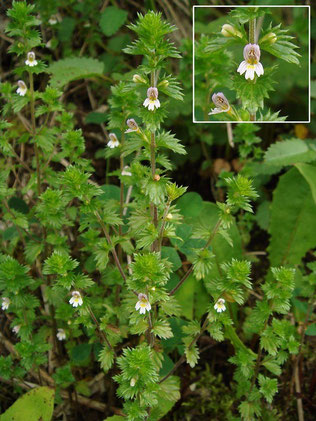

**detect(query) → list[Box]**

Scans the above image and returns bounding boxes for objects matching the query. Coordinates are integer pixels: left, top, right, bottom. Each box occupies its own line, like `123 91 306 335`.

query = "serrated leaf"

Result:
295 163 316 205
232 66 277 112
184 344 199 368
48 57 104 88
265 139 316 167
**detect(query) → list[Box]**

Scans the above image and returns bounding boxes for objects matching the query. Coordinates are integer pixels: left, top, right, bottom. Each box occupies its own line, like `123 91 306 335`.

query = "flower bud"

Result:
166 213 173 220
153 174 160 181
158 79 169 88
260 32 277 45
133 74 147 84
221 24 242 38
130 378 136 387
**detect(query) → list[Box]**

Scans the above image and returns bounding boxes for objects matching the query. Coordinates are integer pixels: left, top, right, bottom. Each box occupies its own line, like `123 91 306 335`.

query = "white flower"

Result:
122 166 132 176
57 328 66 341
143 87 160 111
209 92 231 115
69 290 83 307
130 377 136 387
237 43 264 81
214 298 226 313
166 213 173 220
125 118 140 134
135 293 151 315
107 133 120 149
16 80 27 96
1 297 11 310
12 325 21 334
25 51 38 67
48 17 58 25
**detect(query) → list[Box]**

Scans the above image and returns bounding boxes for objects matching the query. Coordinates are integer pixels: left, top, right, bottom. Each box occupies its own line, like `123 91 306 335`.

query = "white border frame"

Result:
192 5 311 124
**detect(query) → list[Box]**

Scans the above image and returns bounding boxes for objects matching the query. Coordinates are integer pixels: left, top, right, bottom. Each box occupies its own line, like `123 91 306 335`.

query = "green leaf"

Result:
268 168 316 266
176 192 203 220
232 66 277 112
184 343 199 368
258 374 278 404
85 112 108 125
161 247 182 271
48 57 104 88
295 163 316 205
265 139 316 167
98 346 115 372
99 7 128 37
0 387 54 421
71 343 92 366
260 24 300 65
305 323 316 336
152 319 173 339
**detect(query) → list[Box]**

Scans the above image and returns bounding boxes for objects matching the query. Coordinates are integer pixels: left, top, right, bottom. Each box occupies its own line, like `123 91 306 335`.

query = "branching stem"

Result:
169 218 222 296
159 318 209 384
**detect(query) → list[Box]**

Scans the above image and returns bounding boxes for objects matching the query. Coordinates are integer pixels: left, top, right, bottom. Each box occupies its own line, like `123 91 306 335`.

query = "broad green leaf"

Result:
305 323 316 336
70 343 92 366
295 163 316 204
265 139 316 167
150 376 180 420
0 387 54 421
176 192 203 220
99 7 128 37
268 168 316 266
161 246 182 271
48 57 104 88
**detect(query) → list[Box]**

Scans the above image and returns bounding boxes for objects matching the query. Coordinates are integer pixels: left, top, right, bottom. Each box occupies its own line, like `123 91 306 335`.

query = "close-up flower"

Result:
214 298 226 313
1 297 10 310
135 293 151 314
208 92 231 115
107 133 120 148
237 43 264 80
16 80 27 96
125 118 140 133
25 51 38 67
69 291 83 307
143 87 160 111
57 328 66 341
122 166 132 176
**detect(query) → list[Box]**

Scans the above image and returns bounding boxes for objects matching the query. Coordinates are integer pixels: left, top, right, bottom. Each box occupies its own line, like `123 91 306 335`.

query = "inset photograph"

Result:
193 6 310 123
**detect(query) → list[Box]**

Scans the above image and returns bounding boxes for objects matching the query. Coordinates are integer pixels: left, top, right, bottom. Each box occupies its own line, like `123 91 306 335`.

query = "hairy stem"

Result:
150 70 158 252
157 200 171 251
29 71 41 196
87 305 115 354
94 210 131 290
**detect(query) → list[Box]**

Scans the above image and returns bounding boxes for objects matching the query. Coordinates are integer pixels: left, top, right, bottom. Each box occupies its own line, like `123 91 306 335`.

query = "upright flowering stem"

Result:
29 71 41 196
119 131 125 262
249 19 256 121
150 70 158 252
